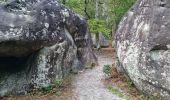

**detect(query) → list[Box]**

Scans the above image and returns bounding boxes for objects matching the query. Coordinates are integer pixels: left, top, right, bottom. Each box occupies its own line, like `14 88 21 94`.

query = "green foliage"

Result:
40 79 63 93
1 0 136 39
56 91 62 96
63 0 95 18
103 65 111 76
88 19 111 39
54 79 63 88
62 0 136 39
126 78 135 89
146 93 161 100
107 85 127 99
41 85 54 93
111 0 136 26
139 92 161 100
63 0 84 15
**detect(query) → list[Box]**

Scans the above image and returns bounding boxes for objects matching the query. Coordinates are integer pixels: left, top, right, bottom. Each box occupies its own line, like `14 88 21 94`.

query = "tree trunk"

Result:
95 0 99 19
62 0 66 4
84 0 91 19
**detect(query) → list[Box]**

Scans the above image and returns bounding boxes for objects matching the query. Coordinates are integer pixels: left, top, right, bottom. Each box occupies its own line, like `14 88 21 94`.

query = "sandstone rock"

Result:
98 33 109 48
92 33 109 48
0 0 97 96
115 0 170 98
92 34 97 48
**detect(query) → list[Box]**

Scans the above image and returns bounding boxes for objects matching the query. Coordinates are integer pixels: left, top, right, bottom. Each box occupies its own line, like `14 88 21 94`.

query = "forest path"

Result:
59 49 125 100
3 49 126 100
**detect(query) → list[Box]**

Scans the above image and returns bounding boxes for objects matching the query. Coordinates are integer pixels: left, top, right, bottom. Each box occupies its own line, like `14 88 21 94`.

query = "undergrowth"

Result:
103 64 162 100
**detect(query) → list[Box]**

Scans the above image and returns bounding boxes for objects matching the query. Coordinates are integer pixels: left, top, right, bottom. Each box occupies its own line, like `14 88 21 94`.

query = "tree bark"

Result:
95 0 99 19
84 0 91 19
62 0 66 4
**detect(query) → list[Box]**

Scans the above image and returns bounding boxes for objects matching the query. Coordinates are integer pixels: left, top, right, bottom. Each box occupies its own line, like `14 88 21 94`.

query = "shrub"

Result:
88 19 111 39
103 65 112 76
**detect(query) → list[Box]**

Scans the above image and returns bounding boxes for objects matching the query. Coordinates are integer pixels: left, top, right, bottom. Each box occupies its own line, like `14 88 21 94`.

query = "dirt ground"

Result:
1 48 145 100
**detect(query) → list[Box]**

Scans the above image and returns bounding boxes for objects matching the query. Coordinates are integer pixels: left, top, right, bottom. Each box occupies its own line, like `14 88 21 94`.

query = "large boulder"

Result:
92 33 109 48
0 0 97 96
115 0 170 98
98 33 109 48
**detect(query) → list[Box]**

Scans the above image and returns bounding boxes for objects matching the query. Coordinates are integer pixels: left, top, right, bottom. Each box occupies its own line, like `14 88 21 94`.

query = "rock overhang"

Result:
0 0 97 96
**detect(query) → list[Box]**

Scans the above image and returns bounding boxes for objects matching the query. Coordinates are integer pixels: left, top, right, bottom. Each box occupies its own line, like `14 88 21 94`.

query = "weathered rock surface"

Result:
115 0 170 98
92 33 109 48
0 0 97 96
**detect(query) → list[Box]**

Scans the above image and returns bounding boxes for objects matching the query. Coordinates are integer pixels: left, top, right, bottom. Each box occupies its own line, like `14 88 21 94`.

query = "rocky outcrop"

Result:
92 33 109 48
0 0 97 96
115 0 170 98
98 33 109 48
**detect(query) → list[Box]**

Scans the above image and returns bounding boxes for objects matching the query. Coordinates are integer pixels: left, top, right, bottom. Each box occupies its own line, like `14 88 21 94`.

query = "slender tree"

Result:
62 0 66 4
95 0 99 19
84 0 91 19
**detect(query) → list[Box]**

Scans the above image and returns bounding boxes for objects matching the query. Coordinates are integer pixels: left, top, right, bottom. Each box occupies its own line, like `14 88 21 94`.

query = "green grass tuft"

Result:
103 65 111 76
107 85 128 99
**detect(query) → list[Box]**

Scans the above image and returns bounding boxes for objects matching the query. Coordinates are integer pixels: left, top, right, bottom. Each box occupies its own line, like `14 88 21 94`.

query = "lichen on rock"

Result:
115 0 170 99
0 0 97 96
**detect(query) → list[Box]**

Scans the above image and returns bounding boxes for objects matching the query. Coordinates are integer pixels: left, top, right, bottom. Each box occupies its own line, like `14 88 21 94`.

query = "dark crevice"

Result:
159 3 166 7
159 0 166 7
150 45 168 51
0 55 32 73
